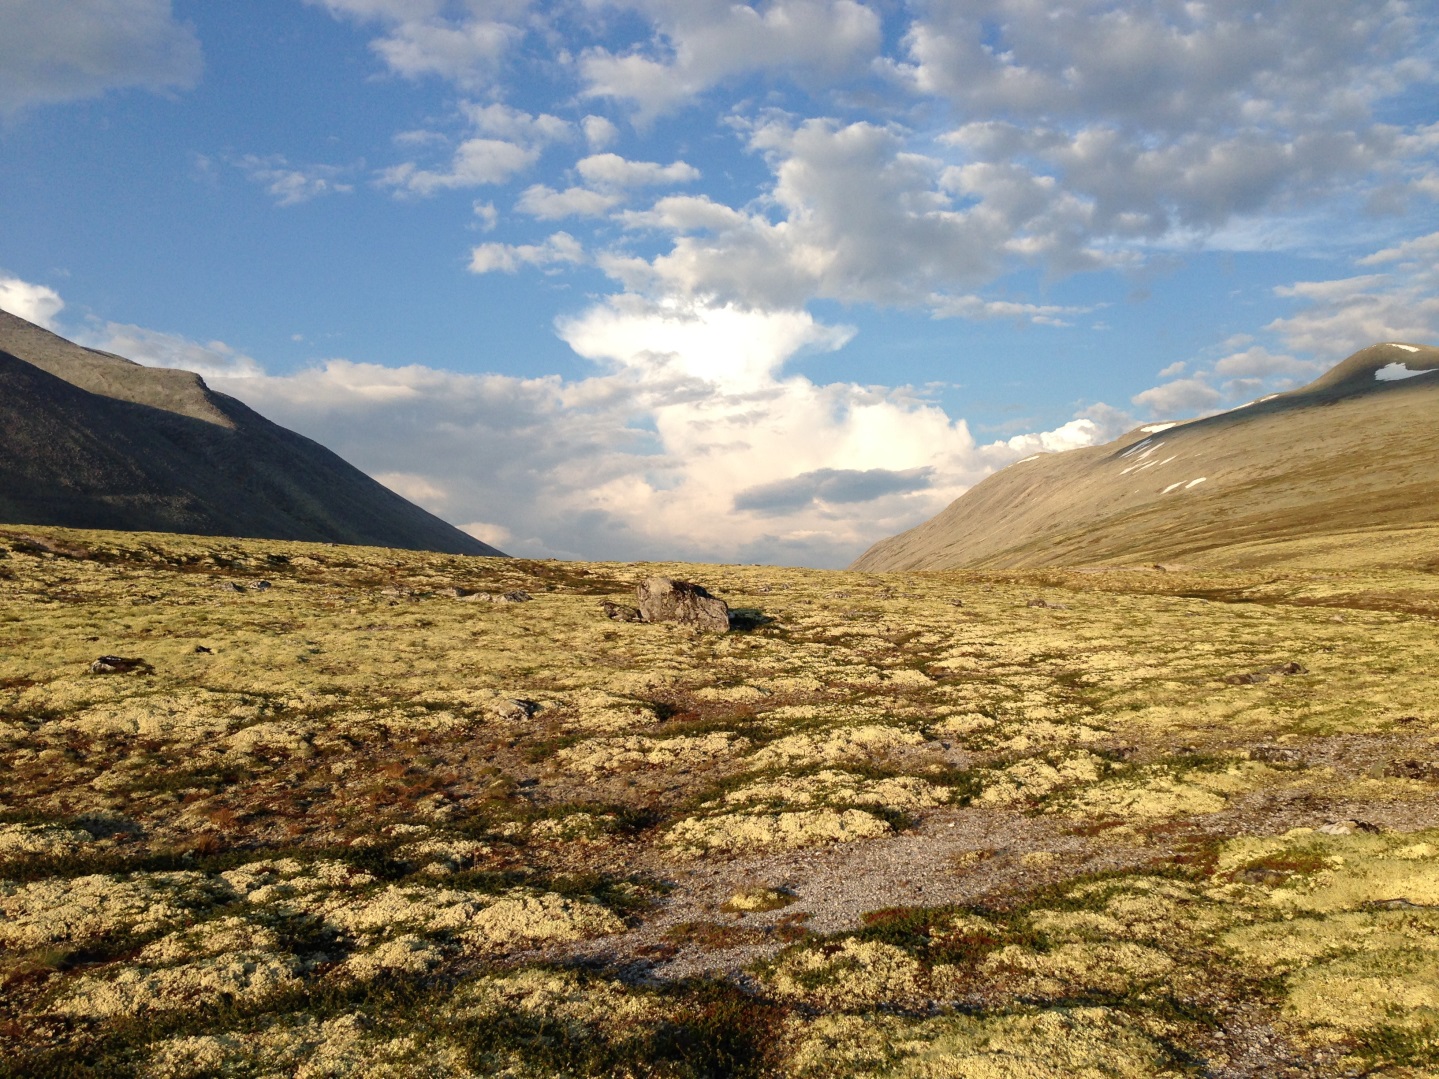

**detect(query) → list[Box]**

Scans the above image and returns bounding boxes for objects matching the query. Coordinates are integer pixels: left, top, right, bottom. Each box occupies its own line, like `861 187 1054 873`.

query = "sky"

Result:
1 1 1436 566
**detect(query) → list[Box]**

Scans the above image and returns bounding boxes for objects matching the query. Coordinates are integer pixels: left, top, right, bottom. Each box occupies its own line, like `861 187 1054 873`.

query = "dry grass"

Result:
2 524 1438 1076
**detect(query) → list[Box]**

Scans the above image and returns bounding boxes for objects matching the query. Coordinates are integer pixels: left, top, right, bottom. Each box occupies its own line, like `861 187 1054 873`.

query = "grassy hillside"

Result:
854 343 1439 572
2 527 1437 1077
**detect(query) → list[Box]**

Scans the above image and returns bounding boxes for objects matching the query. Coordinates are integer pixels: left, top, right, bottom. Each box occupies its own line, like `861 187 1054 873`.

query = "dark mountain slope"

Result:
0 312 503 555
853 342 1439 571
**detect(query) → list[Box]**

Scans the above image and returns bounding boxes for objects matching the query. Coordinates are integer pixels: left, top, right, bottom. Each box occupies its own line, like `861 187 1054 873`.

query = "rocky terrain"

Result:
0 311 499 556
2 525 1438 1077
854 342 1439 572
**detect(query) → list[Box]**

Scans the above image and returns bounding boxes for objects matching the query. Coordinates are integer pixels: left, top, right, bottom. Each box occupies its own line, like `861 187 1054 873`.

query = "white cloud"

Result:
582 114 619 150
928 294 1095 327
380 104 568 196
78 294 1104 566
472 200 499 230
382 137 539 194
1268 237 1439 358
576 153 700 188
580 0 883 118
373 471 449 506
234 154 355 206
306 0 527 90
602 117 1108 312
0 275 64 329
1211 346 1319 380
515 185 622 220
78 323 266 379
469 232 585 273
0 0 201 115
462 102 571 145
898 1 1438 257
1131 377 1222 417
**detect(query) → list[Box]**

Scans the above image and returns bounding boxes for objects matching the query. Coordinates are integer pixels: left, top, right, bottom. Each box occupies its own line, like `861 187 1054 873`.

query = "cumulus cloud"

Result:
515 185 622 219
734 467 934 515
0 0 201 115
380 104 569 196
0 275 65 329
97 294 1101 566
606 118 1087 312
576 153 700 188
78 323 266 379
1268 234 1439 358
305 0 528 90
234 155 355 206
580 0 883 119
469 231 585 273
581 115 620 150
1131 377 1223 417
382 137 539 194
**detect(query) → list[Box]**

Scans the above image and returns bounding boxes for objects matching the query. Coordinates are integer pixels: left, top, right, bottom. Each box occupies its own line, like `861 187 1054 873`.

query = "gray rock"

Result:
90 655 153 675
492 698 540 722
636 577 730 632
600 600 643 622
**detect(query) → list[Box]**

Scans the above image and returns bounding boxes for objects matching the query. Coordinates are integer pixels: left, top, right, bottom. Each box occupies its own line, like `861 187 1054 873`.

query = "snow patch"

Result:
1017 455 1041 464
1140 423 1177 434
1388 343 1420 353
1162 481 1182 494
1375 362 1436 382
1185 477 1207 490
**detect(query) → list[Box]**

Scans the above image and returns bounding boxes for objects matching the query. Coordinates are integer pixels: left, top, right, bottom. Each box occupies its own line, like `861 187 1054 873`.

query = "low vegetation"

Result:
2 525 1437 1076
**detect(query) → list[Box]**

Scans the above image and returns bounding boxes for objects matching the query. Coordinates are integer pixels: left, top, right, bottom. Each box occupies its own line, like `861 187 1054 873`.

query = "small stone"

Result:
254 580 272 591
1386 758 1439 781
636 577 731 633
89 655 153 675
600 601 643 622
193 645 213 654
492 698 541 722
1317 821 1355 835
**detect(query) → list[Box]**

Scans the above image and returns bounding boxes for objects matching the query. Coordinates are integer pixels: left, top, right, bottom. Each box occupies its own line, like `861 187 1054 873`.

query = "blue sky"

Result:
1 0 1437 565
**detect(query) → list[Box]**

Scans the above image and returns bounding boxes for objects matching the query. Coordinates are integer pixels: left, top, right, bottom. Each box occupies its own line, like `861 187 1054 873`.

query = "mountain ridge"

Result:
0 310 504 556
852 342 1439 572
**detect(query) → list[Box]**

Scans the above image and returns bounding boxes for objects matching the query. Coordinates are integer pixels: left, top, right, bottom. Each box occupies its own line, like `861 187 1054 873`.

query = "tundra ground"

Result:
1 526 1437 1077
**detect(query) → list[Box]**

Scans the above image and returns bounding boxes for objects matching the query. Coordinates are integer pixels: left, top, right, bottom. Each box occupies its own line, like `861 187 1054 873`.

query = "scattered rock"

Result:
1330 614 1346 623
224 582 246 593
1367 898 1432 910
1386 758 1439 781
492 699 541 722
636 577 731 633
254 580 272 591
600 601 643 622
1025 598 1068 609
89 655 153 675
948 599 965 607
461 590 532 604
1251 744 1303 764
442 587 475 599
193 645 213 655
1224 662 1306 685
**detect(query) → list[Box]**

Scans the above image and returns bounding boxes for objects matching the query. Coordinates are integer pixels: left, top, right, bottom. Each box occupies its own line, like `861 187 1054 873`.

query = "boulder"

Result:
635 577 730 632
